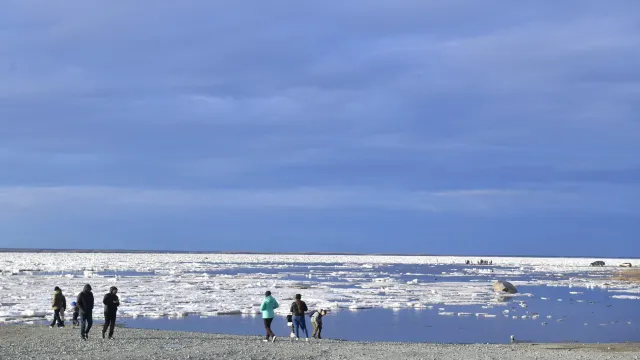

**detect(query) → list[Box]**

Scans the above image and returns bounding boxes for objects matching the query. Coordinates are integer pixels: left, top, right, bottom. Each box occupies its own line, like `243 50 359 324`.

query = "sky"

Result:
1 1 639 256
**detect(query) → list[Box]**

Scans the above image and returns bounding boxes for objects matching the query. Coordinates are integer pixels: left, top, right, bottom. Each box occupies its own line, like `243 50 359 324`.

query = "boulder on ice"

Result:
493 280 518 294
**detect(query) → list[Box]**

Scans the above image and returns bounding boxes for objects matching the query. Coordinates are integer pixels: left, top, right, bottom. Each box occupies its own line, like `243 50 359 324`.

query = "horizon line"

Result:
0 247 636 259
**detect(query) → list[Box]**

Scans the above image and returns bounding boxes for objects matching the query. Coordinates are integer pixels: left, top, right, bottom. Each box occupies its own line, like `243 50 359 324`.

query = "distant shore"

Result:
1 248 638 259
615 269 640 283
0 325 638 360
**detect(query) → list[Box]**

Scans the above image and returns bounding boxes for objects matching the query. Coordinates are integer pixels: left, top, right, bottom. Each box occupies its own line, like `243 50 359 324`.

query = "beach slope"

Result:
0 325 638 360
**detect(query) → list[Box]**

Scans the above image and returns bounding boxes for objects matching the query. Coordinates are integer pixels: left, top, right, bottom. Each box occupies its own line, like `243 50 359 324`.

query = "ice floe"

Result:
0 253 638 324
611 295 640 300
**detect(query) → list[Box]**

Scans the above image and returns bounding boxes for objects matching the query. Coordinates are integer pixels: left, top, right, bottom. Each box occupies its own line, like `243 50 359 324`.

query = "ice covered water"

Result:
120 295 640 343
0 252 638 342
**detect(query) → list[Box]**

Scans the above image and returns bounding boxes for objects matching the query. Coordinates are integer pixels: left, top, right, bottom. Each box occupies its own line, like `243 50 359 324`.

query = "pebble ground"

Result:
0 325 639 360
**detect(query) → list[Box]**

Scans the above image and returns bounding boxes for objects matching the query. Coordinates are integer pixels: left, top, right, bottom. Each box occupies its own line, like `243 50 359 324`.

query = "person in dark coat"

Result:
77 284 94 340
50 286 66 328
290 294 309 340
102 286 120 339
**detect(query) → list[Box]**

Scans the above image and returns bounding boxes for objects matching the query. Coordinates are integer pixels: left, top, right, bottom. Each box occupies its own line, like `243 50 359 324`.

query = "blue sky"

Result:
1 1 639 256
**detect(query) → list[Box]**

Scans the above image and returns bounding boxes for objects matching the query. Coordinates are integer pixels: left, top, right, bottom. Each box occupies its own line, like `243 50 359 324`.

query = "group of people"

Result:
260 291 327 342
465 259 493 265
52 286 324 342
48 284 120 341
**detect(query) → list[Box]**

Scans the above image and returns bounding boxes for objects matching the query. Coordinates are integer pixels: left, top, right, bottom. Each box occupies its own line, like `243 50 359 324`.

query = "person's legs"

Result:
58 310 65 327
311 321 318 338
108 312 116 338
317 324 322 339
102 312 111 338
85 312 93 335
293 316 301 338
51 310 60 327
80 313 87 339
299 317 309 338
263 318 274 339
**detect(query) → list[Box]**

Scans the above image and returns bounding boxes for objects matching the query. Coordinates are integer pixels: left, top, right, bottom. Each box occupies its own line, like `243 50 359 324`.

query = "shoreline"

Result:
2 248 639 259
1 325 639 360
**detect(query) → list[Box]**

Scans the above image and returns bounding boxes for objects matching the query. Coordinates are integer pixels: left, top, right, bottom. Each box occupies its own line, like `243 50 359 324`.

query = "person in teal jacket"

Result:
260 290 279 342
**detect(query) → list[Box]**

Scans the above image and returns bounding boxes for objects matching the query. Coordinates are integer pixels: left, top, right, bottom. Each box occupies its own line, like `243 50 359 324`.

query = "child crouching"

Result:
311 309 327 339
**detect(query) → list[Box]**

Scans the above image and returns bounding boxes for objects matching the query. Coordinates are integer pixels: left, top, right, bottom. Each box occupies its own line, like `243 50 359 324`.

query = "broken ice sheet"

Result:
0 253 638 323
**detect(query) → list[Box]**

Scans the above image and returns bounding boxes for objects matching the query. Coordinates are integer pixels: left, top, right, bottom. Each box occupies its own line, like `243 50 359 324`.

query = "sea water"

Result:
1 252 638 343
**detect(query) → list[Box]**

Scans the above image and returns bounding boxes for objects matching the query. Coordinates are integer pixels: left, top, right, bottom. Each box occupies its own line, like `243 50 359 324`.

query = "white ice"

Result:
0 253 637 324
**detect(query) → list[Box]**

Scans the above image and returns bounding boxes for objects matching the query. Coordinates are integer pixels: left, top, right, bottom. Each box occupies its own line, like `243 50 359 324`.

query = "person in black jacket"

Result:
102 286 120 339
290 294 310 340
76 284 94 341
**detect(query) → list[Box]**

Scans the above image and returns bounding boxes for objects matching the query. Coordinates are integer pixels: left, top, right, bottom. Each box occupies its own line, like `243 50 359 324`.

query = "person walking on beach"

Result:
260 290 279 342
290 294 309 341
50 286 66 328
310 309 327 339
77 284 94 341
102 286 120 340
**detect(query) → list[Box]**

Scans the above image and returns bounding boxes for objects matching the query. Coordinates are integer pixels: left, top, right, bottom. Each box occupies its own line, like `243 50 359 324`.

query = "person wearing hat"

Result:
260 290 279 342
290 294 309 340
71 301 80 328
102 286 120 339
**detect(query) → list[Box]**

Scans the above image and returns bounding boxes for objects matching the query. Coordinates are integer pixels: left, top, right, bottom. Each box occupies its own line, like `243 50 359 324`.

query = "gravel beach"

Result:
0 325 638 360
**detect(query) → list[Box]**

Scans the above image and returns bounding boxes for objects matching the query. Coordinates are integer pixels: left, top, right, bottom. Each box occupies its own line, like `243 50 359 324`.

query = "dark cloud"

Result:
0 0 639 211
